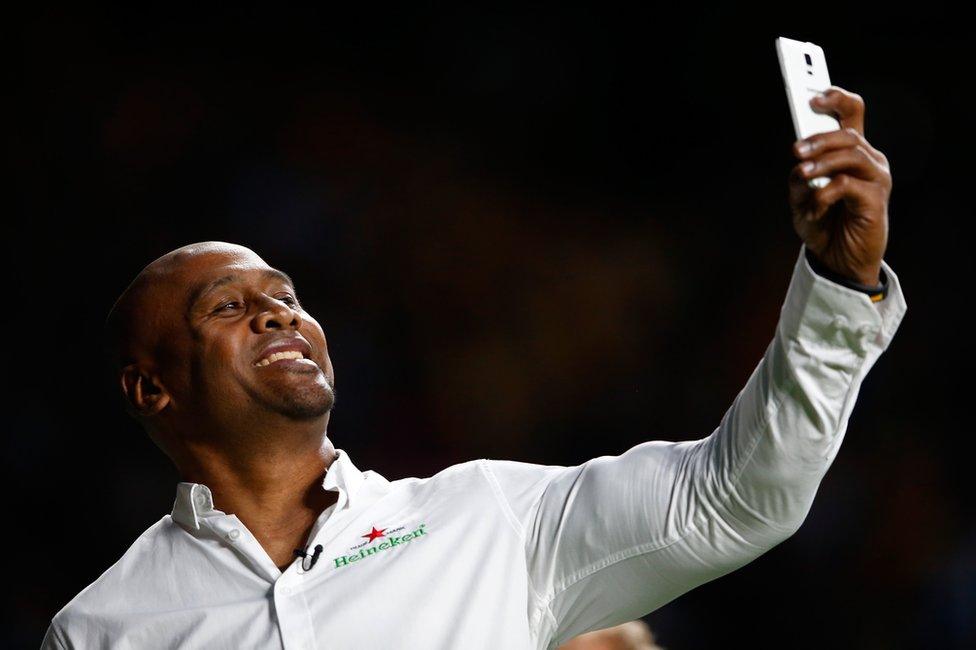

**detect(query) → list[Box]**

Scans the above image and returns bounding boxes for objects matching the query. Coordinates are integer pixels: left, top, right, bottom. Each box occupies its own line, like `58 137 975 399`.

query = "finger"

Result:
796 146 888 184
810 86 865 136
806 173 882 222
788 162 815 209
793 128 887 166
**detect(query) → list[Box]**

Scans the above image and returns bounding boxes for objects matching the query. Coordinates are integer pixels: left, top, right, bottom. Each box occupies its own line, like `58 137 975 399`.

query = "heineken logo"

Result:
333 523 428 569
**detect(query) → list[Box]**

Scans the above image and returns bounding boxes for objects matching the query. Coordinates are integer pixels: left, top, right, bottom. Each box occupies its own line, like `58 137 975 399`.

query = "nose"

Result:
252 295 303 332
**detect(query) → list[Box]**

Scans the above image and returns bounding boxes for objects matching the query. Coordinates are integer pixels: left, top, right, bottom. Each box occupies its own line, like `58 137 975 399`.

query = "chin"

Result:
270 382 335 420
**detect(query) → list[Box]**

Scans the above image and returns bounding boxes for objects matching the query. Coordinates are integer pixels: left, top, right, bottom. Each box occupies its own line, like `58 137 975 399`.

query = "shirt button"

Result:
227 529 241 541
194 493 207 506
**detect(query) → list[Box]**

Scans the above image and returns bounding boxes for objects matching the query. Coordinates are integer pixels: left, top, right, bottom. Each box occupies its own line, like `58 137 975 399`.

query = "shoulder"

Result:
378 458 527 506
49 516 181 642
387 457 488 491
399 456 572 497
479 457 572 498
442 457 574 524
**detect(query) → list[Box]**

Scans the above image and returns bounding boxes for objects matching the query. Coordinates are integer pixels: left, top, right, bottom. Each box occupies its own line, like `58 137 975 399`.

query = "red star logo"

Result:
362 526 387 542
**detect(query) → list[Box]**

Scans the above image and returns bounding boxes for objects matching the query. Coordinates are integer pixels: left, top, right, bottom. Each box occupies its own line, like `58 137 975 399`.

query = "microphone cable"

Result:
293 544 324 571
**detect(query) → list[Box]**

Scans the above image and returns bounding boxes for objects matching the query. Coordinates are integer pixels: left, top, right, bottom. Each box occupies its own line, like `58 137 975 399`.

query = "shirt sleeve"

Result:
480 242 908 647
39 622 68 650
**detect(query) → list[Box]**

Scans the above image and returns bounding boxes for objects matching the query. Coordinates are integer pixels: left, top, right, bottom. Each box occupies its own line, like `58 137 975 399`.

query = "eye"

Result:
277 294 299 307
215 301 242 313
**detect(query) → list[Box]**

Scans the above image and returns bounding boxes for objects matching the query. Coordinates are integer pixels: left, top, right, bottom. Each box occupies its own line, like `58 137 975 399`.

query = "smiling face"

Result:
182 247 336 422
109 242 335 444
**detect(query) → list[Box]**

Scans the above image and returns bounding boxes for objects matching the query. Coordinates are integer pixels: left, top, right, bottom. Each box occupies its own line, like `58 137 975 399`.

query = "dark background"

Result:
12 5 974 649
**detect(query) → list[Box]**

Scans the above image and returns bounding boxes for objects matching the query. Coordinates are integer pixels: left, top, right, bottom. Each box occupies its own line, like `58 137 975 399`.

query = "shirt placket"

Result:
198 514 318 650
273 576 318 650
275 502 360 649
184 455 358 650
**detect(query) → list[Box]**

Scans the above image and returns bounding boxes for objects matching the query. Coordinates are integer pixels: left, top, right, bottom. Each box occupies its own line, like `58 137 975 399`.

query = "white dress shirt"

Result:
42 243 907 649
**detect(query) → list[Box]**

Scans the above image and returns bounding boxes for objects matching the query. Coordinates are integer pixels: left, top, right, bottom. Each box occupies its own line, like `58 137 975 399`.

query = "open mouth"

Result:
253 350 313 367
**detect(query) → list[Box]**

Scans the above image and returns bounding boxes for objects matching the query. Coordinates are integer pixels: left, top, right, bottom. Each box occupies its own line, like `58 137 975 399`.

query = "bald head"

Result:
104 242 269 378
103 239 335 472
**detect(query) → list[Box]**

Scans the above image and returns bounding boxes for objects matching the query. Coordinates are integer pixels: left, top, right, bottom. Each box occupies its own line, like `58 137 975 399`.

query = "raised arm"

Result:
483 243 906 645
480 86 905 647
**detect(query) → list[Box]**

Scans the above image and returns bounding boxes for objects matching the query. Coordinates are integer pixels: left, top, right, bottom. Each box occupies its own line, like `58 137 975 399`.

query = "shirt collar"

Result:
171 448 364 531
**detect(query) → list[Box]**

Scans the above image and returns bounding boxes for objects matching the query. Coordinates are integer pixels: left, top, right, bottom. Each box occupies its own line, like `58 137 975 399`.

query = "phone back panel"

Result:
776 37 840 140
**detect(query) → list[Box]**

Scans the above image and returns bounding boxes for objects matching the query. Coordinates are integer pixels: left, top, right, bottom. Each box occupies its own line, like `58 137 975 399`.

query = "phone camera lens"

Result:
804 53 813 66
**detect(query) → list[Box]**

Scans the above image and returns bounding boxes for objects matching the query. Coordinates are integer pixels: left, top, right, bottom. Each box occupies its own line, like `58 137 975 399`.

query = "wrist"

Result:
853 267 883 287
804 247 888 301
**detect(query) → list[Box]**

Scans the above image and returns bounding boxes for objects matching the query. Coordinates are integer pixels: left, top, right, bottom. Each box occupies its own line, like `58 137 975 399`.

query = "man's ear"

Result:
120 364 171 417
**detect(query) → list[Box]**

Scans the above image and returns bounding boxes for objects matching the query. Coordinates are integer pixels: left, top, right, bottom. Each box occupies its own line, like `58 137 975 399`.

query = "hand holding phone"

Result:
776 37 840 189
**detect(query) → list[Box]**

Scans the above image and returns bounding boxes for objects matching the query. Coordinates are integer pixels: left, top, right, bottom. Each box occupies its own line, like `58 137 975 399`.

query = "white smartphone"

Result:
775 36 841 189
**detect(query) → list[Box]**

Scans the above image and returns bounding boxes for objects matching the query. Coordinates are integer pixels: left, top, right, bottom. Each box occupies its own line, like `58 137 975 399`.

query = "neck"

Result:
173 415 340 570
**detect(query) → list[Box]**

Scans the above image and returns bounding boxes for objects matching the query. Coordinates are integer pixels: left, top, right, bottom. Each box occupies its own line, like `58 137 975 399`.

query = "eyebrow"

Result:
187 268 297 312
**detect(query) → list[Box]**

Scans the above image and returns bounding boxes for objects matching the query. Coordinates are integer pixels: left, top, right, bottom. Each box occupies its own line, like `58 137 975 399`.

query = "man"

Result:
41 86 906 649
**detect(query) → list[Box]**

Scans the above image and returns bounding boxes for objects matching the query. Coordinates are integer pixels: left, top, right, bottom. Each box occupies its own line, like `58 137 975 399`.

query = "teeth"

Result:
255 350 305 366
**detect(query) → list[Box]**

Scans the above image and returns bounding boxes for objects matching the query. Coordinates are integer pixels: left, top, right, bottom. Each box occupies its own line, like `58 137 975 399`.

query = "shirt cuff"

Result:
780 244 908 356
804 246 888 303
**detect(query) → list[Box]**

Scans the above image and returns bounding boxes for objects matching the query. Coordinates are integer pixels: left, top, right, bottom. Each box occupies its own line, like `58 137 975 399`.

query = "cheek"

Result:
197 339 247 379
155 332 197 390
305 324 333 378
302 319 329 352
